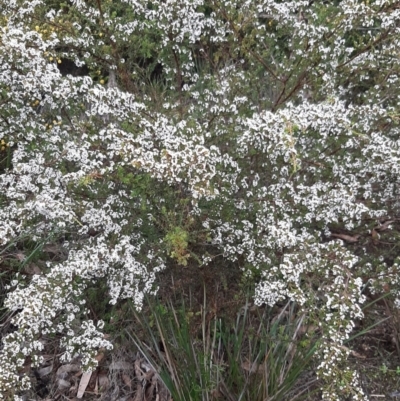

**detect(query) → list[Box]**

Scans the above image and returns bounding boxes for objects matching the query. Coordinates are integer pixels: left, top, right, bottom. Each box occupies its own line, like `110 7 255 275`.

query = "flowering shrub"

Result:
1 0 400 399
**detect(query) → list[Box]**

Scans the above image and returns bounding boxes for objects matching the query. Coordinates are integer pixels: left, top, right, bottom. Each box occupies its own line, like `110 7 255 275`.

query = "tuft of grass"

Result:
126 290 319 401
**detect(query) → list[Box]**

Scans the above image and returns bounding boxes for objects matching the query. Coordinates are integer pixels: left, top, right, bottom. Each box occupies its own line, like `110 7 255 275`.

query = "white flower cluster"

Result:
1 0 399 399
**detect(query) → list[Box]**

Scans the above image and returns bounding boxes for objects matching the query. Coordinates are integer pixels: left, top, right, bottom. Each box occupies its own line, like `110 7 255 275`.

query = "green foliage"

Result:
164 226 190 266
128 295 319 401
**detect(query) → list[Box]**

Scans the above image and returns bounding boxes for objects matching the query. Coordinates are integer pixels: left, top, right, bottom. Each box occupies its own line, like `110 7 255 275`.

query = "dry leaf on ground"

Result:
77 371 92 398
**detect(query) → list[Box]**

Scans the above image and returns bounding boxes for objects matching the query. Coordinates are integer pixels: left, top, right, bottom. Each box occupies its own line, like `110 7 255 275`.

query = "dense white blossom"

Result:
1 0 399 399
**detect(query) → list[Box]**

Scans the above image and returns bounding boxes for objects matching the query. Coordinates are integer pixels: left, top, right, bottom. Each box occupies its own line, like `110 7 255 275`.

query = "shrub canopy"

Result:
1 0 400 399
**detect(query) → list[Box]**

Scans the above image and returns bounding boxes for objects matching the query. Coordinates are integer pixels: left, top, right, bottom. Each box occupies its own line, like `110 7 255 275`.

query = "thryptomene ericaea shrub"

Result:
1 0 400 399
